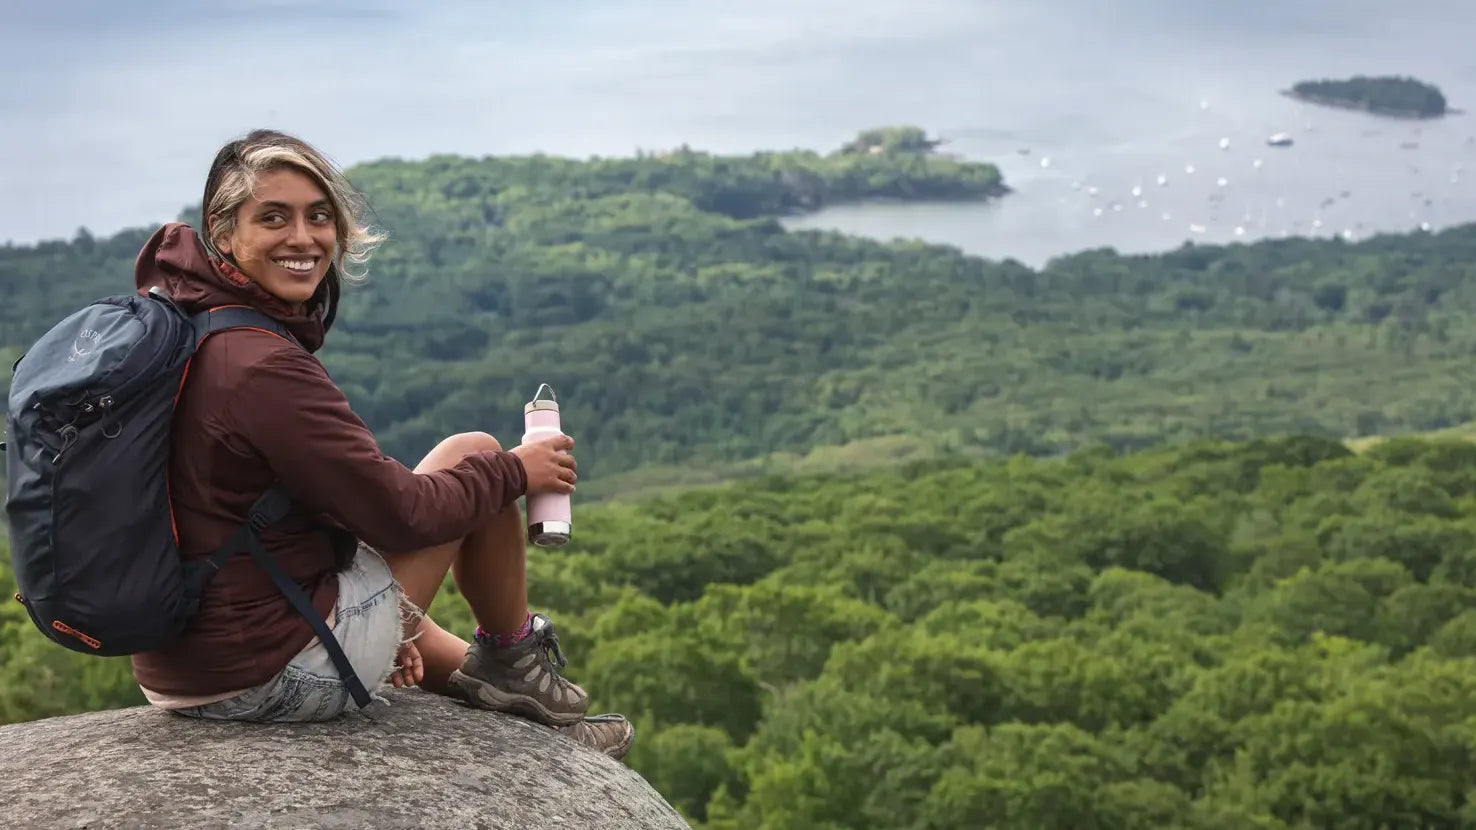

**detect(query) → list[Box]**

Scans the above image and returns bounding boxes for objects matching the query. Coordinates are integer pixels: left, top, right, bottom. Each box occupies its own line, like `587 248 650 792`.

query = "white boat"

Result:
1266 132 1294 147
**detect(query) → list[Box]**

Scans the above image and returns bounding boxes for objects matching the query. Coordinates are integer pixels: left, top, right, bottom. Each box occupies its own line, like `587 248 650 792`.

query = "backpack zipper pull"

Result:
53 424 78 464
98 396 121 439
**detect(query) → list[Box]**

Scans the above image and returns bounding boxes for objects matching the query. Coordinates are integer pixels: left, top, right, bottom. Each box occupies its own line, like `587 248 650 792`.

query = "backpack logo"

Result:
68 328 101 363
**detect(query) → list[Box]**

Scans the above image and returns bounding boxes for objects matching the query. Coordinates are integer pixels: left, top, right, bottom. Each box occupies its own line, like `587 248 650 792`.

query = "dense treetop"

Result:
11 434 1476 828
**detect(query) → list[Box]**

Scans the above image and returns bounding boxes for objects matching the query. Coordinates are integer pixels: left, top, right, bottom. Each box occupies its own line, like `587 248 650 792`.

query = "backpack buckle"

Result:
246 485 293 532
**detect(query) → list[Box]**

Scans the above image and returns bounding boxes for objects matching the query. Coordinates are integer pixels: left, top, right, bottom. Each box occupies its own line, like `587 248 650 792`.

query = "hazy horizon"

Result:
5 0 1475 264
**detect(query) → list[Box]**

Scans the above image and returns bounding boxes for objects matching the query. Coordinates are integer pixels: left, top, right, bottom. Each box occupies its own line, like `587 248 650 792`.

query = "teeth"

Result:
273 258 315 272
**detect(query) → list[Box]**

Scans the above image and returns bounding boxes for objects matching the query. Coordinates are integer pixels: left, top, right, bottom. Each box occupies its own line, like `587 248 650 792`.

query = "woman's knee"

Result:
445 431 502 454
414 431 503 473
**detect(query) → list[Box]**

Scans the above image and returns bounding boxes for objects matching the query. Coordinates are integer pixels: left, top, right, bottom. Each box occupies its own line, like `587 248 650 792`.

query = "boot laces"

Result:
532 614 568 668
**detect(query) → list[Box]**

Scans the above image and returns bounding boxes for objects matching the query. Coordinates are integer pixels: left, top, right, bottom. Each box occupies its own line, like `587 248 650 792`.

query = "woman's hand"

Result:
390 639 424 688
511 434 577 495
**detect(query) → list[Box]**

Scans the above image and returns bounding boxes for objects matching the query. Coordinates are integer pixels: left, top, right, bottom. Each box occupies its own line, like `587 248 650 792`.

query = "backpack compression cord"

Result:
3 291 371 709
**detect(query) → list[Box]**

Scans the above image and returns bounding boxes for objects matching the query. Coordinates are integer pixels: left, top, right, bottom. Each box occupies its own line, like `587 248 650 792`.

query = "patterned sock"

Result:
476 613 533 648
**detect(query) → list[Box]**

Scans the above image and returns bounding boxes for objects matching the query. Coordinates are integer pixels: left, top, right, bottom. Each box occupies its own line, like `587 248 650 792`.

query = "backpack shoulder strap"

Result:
186 485 372 710
180 305 370 708
189 305 302 350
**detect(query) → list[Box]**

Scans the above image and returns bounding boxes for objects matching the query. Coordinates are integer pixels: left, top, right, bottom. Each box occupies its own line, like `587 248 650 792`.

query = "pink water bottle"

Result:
522 383 571 547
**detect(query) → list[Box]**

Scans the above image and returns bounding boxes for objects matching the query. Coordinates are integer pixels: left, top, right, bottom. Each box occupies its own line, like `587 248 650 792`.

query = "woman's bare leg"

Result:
373 433 624 754
411 616 470 694
378 432 532 688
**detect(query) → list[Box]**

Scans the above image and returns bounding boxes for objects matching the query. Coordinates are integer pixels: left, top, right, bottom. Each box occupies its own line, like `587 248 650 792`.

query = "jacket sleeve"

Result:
226 347 527 552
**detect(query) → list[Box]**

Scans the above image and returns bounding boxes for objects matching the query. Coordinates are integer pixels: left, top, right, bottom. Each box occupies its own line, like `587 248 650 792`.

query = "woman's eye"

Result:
311 210 334 223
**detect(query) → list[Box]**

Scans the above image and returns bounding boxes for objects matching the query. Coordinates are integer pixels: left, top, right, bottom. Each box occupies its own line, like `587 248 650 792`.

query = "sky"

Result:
4 0 1475 262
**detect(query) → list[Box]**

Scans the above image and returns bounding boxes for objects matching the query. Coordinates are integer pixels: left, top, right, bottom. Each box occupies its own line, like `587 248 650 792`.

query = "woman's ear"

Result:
207 216 231 255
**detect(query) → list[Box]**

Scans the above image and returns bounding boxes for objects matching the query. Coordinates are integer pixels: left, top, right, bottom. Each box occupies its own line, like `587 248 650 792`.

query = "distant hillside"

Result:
1284 75 1449 118
3 130 1476 494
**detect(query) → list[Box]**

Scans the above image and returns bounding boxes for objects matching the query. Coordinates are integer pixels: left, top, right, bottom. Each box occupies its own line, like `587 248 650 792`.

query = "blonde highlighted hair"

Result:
202 129 384 282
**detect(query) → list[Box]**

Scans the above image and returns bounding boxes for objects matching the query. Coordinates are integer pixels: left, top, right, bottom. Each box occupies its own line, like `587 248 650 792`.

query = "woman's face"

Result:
215 167 337 307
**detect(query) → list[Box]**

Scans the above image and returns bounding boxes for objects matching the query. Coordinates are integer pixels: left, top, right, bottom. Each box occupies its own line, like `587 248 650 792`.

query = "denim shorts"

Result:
172 543 413 723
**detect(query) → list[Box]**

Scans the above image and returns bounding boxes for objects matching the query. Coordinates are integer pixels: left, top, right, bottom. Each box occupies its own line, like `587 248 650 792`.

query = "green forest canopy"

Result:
11 434 1476 829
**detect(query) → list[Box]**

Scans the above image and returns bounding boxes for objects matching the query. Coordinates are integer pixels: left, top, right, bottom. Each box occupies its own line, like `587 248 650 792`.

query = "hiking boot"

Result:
445 613 589 727
555 714 635 760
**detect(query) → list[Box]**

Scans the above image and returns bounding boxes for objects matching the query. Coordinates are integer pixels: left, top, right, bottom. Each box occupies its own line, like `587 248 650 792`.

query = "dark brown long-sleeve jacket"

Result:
130 223 526 696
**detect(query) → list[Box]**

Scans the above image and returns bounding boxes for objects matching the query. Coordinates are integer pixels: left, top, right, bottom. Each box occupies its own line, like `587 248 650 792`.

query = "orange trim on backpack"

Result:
231 326 295 340
173 355 194 407
52 620 102 650
166 466 181 546
168 355 196 545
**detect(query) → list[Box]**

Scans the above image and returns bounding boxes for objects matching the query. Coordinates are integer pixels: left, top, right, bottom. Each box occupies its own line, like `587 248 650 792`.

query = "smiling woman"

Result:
117 129 633 759
212 167 340 306
201 129 385 296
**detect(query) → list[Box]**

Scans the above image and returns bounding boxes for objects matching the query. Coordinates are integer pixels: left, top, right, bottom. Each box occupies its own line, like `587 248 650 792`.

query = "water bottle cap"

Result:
525 383 560 414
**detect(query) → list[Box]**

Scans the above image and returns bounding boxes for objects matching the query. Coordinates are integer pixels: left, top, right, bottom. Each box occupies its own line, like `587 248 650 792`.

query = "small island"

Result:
768 125 1009 212
1282 75 1449 119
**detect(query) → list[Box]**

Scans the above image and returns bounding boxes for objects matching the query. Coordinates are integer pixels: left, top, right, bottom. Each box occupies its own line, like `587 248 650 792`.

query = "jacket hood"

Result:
133 222 336 353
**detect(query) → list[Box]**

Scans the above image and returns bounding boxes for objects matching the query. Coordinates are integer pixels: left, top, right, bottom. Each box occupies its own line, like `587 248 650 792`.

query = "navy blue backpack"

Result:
4 288 370 708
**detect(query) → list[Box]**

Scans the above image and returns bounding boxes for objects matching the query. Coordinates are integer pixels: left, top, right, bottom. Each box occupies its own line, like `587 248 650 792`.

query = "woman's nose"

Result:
288 217 313 247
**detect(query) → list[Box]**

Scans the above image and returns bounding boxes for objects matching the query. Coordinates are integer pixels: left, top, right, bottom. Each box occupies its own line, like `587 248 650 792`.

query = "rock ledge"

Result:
0 688 689 830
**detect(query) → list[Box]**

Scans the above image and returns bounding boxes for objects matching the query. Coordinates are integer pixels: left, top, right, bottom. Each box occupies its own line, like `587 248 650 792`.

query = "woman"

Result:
129 129 633 759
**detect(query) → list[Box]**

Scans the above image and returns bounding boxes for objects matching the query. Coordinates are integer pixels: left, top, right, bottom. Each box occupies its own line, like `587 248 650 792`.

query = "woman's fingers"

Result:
392 641 424 688
408 647 424 684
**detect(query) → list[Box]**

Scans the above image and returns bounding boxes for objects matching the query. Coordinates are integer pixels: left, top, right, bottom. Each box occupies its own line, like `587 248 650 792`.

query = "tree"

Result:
919 723 1131 830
